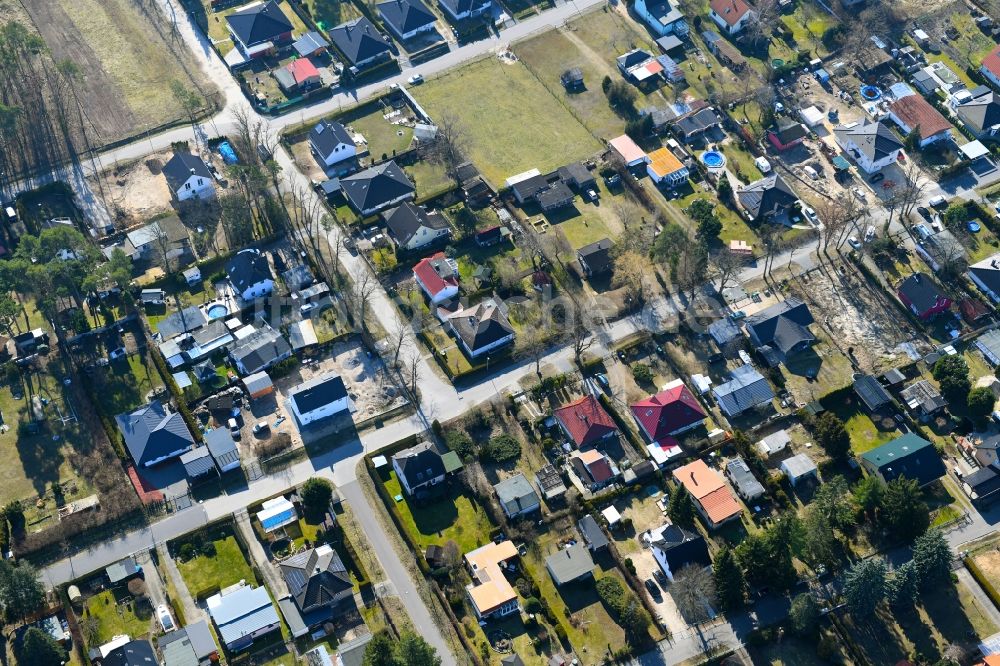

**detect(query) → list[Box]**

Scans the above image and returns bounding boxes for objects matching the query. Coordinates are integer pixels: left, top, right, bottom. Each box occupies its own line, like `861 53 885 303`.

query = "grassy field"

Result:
780 337 854 404
822 396 900 455
339 101 414 160
416 56 602 186
176 535 256 599
673 184 758 246
83 590 152 646
382 471 494 552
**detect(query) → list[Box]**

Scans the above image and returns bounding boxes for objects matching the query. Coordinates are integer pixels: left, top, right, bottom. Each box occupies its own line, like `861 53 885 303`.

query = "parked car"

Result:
864 227 876 243
653 569 668 586
913 223 932 240
847 236 862 250
917 206 931 221
644 579 662 598
869 172 885 184
803 206 818 223
584 188 599 202
156 605 174 632
929 195 948 208
407 73 424 85
252 421 269 435
228 417 241 440
852 187 866 201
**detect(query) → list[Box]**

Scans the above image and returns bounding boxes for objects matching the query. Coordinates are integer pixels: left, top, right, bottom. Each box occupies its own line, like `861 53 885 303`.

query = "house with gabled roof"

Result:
709 0 753 35
207 583 281 652
646 147 689 187
329 17 393 69
860 433 945 487
494 474 541 518
633 0 689 37
392 442 446 496
278 544 353 637
378 0 438 41
897 272 951 320
955 91 1000 140
643 523 709 580
737 174 798 223
437 0 490 20
163 152 215 202
227 248 274 301
554 395 618 449
274 58 321 94
446 296 515 358
725 456 764 501
673 459 742 528
383 202 451 251
886 94 953 147
767 119 808 152
570 449 619 491
630 379 707 445
980 44 1000 89
712 365 774 418
968 253 1000 303
115 401 195 468
853 374 892 412
577 238 613 277
465 541 519 620
341 161 415 216
226 0 294 58
834 119 904 174
310 120 357 168
229 322 292 375
288 373 352 428
413 252 460 305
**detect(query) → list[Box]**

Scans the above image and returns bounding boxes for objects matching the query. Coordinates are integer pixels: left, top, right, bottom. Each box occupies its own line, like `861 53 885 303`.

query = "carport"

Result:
961 140 998 180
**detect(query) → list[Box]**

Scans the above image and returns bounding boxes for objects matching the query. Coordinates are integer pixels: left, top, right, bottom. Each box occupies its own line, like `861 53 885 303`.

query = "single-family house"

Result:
644 523 710 581
709 0 754 35
474 225 511 247
976 330 1000 367
672 107 722 143
672 459 742 528
557 162 596 192
226 0 294 58
646 147 689 186
767 119 808 152
115 401 195 467
630 379 707 445
465 541 519 620
413 252 460 305
340 161 415 216
617 49 664 85
577 515 609 552
206 427 241 473
328 17 393 69
103 639 158 666
780 453 818 486
633 0 689 37
494 474 541 518
577 238 614 277
712 364 775 417
535 464 567 500
545 543 595 585
608 134 647 167
886 94 952 147
737 174 798 223
159 620 219 666
897 272 951 320
274 57 321 94
228 322 292 375
207 583 281 652
853 374 893 412
288 373 352 428
310 120 357 168
292 31 330 57
570 449 619 491
392 442 446 496
980 44 1000 89
383 202 451 251
278 544 353 637
536 182 575 212
834 119 904 174
446 296 515 358
743 297 815 365
860 433 945 487
554 395 618 449
163 152 215 202
969 254 1000 302
438 0 491 20
962 464 1000 508
378 0 437 41
725 456 765 501
955 92 1000 140
227 248 274 301
900 379 949 418
123 215 192 263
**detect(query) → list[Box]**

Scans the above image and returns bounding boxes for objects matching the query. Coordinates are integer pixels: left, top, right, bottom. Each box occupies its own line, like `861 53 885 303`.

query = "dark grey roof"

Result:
341 161 415 214
897 272 946 314
771 118 808 145
744 297 814 355
557 162 594 188
378 0 436 37
737 174 798 219
338 633 374 666
279 545 352 612
392 442 446 487
965 465 1000 497
656 34 683 52
160 620 217 664
577 515 609 550
713 365 774 415
115 401 194 466
227 249 273 295
969 254 1000 295
836 119 904 162
193 360 217 383
438 0 488 17
229 323 291 374
289 373 348 414
673 107 720 137
725 456 765 498
537 182 574 210
956 92 1000 133
226 0 293 47
102 640 158 666
650 524 710 573
449 298 515 353
617 48 653 70
206 428 240 469
900 379 948 414
329 17 392 66
493 473 539 515
511 174 548 201
157 305 208 340
163 153 212 191
106 556 140 583
383 202 449 245
181 446 215 478
881 368 907 385
545 543 594 584
293 31 330 57
577 238 613 274
853 374 892 411
309 119 354 159
708 317 741 345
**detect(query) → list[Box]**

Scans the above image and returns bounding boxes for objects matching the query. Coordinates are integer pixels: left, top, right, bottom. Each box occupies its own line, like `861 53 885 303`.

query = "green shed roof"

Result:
441 450 464 474
860 433 933 468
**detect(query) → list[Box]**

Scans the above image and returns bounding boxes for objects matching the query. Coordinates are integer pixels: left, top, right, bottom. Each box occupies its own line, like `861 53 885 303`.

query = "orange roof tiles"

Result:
647 147 686 179
673 459 742 525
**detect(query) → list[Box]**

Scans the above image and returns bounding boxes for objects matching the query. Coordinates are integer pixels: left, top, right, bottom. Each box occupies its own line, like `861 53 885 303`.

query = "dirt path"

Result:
156 542 209 625
559 26 616 78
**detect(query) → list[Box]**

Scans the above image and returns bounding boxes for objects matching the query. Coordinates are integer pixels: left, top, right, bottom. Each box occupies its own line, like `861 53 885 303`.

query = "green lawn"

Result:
92 351 166 417
83 590 152 646
339 101 414 161
175 536 256 599
823 398 900 454
780 338 854 404
416 57 602 187
406 160 454 200
721 142 764 184
382 471 493 552
302 0 361 31
673 185 758 246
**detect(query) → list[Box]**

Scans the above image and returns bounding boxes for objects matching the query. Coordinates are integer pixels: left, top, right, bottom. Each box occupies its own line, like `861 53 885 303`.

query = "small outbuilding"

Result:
780 453 818 486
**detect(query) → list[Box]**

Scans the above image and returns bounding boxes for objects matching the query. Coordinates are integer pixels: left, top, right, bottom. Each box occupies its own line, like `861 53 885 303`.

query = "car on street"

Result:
869 172 885 184
917 206 931 221
156 605 174 632
407 73 423 85
847 236 862 250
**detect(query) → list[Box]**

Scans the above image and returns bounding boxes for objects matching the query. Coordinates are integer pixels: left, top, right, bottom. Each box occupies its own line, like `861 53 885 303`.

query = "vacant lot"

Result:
971 548 1000 591
21 0 216 146
175 535 256 599
417 56 602 186
303 0 362 33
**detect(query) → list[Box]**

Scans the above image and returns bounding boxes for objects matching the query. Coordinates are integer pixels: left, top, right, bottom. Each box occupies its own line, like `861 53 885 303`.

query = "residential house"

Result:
900 379 949 418
510 172 548 204
646 147 689 187
633 0 689 37
702 30 747 70
103 639 158 666
780 453 818 486
570 449 619 491
980 44 1000 89
577 238 614 277
378 0 437 41
536 182 575 212
227 249 274 301
163 152 215 202
767 119 808 152
465 541 519 620
158 319 233 369
123 215 192 263
743 297 815 365
438 0 491 22
310 120 357 168
156 307 208 342
962 464 1000 508
630 379 707 449
969 254 1000 302
860 433 945 487
709 0 754 35
383 202 451 251
886 94 952 147
446 296 515 358
392 442 446 496
206 427 241 473
207 583 281 652
672 107 722 143
557 162 596 192
756 429 790 458
228 322 292 375
608 134 648 167
288 373 352 428
737 174 798 223
278 544 353 637
340 161 415 216
494 474 541 518
535 464 567 500
115 401 195 467
853 374 893 412
274 58 322 94
413 252 460 305
617 49 664 85
725 456 765 501
672 459 742 528
226 0 293 58
833 119 904 174
474 225 511 247
292 31 330 57
976 329 1000 367
328 17 393 70
554 394 618 449
897 272 951 320
644 523 710 580
545 543 595 585
335 634 373 666
712 364 775 418
577 515 609 552
955 91 1000 140
160 620 218 666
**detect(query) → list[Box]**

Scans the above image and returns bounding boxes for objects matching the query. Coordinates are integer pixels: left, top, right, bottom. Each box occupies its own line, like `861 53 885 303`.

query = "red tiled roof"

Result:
412 251 458 297
630 380 706 441
888 94 952 141
983 44 1000 79
127 465 164 505
580 449 614 483
673 459 741 525
710 0 752 26
554 395 617 448
288 57 320 84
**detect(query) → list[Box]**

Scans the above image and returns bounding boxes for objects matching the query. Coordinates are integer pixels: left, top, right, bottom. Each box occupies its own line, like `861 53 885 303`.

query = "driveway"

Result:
234 508 289 598
628 544 687 638
137 549 167 612
156 542 209 625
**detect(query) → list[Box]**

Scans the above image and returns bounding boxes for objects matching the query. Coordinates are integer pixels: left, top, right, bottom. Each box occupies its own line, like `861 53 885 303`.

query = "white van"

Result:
929 195 947 208
803 165 819 180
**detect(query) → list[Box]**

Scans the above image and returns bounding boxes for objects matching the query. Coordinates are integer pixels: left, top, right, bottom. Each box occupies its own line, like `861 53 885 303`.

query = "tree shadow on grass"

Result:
842 608 909 665
919 584 978 647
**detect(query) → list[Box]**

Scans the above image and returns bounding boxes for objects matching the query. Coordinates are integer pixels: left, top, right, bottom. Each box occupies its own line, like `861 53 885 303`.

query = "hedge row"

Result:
966 555 1000 610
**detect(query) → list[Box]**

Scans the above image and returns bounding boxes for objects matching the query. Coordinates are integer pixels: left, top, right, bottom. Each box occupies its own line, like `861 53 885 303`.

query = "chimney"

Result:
690 471 697 485
190 168 196 175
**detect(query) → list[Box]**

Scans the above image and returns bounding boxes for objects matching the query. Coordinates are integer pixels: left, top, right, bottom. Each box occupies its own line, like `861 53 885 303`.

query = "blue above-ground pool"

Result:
701 150 727 168
206 303 229 319
218 141 238 165
860 85 881 101
968 221 982 233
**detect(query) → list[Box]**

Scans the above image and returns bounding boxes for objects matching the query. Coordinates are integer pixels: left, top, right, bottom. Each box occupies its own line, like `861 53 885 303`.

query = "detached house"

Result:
834 119 904 174
446 296 515 358
329 17 393 70
969 254 1000 302
645 523 710 581
341 161 415 216
392 442 446 496
980 44 1000 89
577 238 614 277
378 0 438 41
633 0 689 37
207 583 281 652
743 297 815 366
465 541 519 621
278 544 353 637
226 0 294 58
630 379 707 445
228 322 292 375
709 0 754 35
886 94 953 147
955 92 1000 141
274 58 321 94
713 365 775 418
897 272 951 320
163 152 215 202
570 449 619 491
383 202 451 251
310 120 357 168
900 379 949 419
737 174 798 223
438 0 491 21
227 248 274 301
646 147 689 187
115 401 195 468
766 119 808 152
554 395 618 449
494 474 541 518
288 373 352 428
860 433 945 487
672 459 742 528
413 252 460 305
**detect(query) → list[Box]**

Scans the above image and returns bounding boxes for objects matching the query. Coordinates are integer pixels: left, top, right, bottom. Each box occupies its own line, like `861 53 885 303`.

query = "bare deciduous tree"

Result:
671 564 717 627
427 113 469 185
709 248 744 295
345 269 379 332
612 250 650 304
